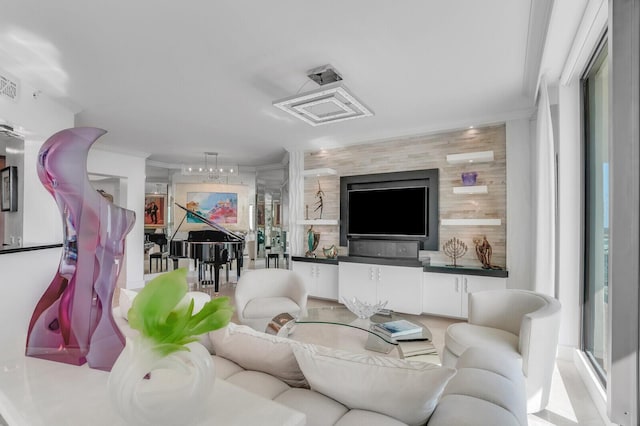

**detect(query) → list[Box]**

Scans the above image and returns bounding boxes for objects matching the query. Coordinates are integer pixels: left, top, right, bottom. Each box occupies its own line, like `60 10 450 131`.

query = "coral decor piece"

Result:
473 235 503 270
442 237 468 267
26 127 136 371
108 268 233 426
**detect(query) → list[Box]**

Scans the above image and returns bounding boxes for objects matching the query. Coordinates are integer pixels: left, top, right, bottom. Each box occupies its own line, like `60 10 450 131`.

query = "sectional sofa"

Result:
115 291 527 425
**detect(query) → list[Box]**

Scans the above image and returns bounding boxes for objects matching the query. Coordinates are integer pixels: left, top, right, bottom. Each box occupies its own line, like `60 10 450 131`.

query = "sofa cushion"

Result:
243 296 301 318
211 355 245 379
225 370 291 400
445 323 519 358
292 344 456 426
335 410 407 426
209 323 308 388
429 394 522 426
429 347 527 426
275 388 348 426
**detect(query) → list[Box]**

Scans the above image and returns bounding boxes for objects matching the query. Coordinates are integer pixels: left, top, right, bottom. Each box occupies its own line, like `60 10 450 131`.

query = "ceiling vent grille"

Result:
0 70 19 102
273 82 373 126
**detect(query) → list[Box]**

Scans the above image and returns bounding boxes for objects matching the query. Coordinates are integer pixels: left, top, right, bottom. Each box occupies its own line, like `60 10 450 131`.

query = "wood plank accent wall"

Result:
303 125 507 268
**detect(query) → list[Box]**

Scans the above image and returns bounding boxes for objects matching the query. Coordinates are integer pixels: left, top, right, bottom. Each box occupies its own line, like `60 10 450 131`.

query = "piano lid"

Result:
173 203 244 242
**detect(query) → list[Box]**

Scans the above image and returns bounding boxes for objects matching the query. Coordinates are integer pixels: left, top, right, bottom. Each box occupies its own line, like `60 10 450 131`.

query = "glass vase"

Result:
108 337 215 426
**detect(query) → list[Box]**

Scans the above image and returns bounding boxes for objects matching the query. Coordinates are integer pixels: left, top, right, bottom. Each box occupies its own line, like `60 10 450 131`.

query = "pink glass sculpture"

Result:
26 127 135 371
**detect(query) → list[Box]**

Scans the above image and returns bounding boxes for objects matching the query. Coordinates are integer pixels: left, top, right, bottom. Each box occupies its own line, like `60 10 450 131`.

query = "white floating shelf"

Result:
297 219 339 225
446 150 494 164
453 185 488 194
441 218 501 226
303 168 337 177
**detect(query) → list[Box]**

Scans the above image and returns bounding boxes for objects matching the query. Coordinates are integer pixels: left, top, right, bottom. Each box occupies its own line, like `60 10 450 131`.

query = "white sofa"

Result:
115 294 527 425
206 323 527 426
442 289 561 413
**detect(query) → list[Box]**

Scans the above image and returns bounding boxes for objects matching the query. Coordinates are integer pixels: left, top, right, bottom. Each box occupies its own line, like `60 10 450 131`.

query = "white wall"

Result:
87 148 147 289
0 77 74 245
506 118 533 290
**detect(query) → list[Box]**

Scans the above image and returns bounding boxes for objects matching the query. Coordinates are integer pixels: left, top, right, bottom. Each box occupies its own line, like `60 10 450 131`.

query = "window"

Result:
582 38 609 384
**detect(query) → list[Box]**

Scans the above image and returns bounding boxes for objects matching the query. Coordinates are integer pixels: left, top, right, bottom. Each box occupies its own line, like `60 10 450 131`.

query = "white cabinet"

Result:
292 261 339 300
422 272 506 318
339 262 423 315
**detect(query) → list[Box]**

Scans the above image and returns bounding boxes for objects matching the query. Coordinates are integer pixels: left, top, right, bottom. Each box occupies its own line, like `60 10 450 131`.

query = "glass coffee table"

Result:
267 307 434 358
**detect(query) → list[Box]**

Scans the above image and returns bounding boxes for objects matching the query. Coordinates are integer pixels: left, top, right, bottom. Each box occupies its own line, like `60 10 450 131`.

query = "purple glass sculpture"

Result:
461 171 478 186
26 127 135 371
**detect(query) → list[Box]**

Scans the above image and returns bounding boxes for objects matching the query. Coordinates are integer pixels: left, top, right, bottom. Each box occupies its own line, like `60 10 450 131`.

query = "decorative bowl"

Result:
341 297 388 319
461 171 478 186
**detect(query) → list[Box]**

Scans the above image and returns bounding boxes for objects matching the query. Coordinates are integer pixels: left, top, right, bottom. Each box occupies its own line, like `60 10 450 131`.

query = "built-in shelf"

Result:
441 218 501 226
446 150 494 164
297 219 339 225
453 185 488 194
303 168 338 177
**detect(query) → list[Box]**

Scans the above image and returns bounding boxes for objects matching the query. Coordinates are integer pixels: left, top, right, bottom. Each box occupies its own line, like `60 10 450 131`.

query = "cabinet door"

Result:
377 265 423 314
292 261 316 296
459 275 507 318
338 262 378 304
422 272 463 317
315 263 339 300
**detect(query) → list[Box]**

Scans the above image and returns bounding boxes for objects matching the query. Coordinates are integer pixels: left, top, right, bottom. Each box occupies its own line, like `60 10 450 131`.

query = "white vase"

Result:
108 336 215 426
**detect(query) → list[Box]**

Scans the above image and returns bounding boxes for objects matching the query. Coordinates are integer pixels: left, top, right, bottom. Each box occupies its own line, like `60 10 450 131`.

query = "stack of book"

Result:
372 319 423 338
398 340 438 358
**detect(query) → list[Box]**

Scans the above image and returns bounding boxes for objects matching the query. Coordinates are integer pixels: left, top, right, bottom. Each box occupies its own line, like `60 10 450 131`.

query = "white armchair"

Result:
234 269 308 332
442 289 561 413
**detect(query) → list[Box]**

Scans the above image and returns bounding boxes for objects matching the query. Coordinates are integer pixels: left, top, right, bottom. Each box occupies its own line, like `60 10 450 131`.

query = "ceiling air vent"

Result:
273 64 373 126
0 70 20 102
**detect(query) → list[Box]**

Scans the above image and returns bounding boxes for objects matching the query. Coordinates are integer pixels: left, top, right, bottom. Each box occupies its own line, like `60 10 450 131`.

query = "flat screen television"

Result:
340 169 439 250
348 187 427 237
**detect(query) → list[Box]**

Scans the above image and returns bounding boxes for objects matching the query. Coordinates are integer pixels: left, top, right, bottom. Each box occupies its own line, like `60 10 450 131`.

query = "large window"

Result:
582 38 609 384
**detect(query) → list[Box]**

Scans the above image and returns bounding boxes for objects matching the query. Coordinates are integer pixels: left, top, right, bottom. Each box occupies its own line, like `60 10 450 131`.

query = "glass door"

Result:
582 38 609 384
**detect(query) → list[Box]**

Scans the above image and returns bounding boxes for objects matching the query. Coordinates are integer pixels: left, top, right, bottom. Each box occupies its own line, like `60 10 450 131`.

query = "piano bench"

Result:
266 253 280 268
149 252 169 273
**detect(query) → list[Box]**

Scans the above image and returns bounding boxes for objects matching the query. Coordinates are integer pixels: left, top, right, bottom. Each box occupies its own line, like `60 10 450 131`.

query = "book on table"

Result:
373 319 422 337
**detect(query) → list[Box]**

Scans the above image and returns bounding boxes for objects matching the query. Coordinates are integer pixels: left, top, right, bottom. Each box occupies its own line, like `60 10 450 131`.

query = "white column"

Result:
288 150 304 257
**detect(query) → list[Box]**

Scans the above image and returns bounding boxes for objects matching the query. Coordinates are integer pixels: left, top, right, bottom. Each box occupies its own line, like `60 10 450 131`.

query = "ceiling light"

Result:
273 82 374 126
181 152 239 181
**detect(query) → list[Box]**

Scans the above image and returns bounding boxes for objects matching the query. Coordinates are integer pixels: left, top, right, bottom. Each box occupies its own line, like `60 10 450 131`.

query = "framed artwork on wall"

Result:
0 166 17 212
144 194 167 228
186 192 238 224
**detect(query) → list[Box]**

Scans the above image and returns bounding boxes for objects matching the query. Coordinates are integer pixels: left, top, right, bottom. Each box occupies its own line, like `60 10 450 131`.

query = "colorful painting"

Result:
186 192 238 224
144 194 167 228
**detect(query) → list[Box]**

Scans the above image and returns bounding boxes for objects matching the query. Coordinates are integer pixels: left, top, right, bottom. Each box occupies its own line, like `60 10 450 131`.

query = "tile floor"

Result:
140 259 608 426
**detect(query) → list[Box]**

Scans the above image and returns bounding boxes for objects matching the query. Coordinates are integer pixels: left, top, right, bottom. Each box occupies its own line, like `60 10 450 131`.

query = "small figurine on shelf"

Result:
473 235 503 270
442 237 467 267
314 181 325 219
305 226 320 257
322 245 338 259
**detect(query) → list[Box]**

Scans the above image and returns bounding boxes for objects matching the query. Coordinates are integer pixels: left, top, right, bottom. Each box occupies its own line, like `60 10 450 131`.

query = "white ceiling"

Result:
0 1 547 168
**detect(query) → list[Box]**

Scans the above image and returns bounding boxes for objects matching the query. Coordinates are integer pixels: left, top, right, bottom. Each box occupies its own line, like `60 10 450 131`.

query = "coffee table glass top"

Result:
294 306 432 345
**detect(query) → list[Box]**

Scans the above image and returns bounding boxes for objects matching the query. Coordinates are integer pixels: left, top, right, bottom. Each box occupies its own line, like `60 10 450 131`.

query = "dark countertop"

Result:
293 255 509 277
291 256 339 265
423 264 509 278
0 243 63 255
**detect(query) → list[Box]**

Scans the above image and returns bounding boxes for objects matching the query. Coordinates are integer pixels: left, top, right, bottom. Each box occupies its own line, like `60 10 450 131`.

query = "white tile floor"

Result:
141 260 608 426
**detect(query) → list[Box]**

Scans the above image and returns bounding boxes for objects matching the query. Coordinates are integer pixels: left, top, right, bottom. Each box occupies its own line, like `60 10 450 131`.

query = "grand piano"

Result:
170 203 245 292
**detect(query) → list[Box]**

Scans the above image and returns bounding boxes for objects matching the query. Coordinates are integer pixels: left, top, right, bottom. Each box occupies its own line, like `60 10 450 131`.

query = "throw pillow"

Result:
209 323 308 388
292 344 456 426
